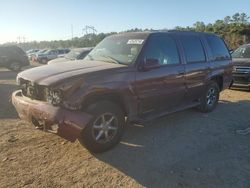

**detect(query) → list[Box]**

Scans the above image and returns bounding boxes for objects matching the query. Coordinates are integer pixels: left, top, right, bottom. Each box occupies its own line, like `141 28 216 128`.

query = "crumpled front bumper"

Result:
12 90 93 142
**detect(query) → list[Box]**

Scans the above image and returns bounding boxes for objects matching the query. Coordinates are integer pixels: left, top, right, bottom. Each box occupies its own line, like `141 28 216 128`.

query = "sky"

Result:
0 0 249 44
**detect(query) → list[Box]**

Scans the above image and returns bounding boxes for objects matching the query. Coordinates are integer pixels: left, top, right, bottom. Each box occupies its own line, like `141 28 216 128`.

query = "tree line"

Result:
5 12 250 50
175 12 250 49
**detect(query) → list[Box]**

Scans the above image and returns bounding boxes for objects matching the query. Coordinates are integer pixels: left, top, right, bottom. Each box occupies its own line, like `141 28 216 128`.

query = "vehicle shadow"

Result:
94 100 250 188
0 83 18 119
0 69 19 119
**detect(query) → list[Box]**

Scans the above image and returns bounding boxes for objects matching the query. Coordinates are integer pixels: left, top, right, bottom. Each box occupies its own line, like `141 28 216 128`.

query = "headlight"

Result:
233 66 236 72
47 89 63 105
16 75 20 85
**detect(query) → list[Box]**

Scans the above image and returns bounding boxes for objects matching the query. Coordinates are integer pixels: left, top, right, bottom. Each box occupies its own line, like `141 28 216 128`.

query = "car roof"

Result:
111 31 219 39
0 45 25 54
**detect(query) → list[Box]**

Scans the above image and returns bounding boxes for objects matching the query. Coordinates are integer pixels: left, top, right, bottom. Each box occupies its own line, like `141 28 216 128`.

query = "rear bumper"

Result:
12 90 93 141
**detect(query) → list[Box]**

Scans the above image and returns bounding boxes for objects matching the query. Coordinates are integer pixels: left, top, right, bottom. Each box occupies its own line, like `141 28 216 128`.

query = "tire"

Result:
9 62 21 72
197 81 220 113
79 101 125 153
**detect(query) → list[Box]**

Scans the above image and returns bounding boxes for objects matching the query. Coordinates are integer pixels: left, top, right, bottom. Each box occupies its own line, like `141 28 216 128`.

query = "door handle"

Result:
178 70 185 75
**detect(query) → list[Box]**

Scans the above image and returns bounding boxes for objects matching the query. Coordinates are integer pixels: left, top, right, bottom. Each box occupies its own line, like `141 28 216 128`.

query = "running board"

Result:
132 102 200 124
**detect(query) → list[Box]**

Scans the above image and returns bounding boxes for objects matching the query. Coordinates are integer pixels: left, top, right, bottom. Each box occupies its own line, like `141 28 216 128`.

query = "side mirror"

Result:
141 58 160 70
229 49 234 54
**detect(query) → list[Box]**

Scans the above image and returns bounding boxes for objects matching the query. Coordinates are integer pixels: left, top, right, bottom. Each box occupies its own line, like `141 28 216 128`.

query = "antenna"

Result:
82 25 97 35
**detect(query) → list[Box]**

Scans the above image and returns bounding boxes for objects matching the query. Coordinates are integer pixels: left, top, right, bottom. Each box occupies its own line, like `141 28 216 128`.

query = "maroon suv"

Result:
12 31 233 152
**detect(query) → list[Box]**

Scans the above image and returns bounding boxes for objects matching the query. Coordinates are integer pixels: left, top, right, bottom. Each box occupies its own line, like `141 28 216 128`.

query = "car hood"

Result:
18 60 126 86
232 58 250 67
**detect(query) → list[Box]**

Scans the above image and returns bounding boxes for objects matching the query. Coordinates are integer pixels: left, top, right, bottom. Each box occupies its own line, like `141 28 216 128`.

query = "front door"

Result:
135 33 186 115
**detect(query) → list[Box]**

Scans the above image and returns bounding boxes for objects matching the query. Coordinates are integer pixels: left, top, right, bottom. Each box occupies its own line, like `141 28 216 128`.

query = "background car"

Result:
31 49 48 62
231 44 250 89
0 45 29 71
48 47 93 64
26 49 39 60
36 48 70 64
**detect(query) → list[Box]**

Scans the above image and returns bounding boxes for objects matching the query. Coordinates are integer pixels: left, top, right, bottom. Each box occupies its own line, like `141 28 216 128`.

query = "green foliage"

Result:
176 12 250 49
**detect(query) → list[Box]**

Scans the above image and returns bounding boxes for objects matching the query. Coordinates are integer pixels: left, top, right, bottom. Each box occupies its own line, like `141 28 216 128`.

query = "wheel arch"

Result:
210 75 223 91
82 92 129 116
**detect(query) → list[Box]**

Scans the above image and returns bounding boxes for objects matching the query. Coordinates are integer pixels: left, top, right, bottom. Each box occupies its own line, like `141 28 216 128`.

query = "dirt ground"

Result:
0 66 250 188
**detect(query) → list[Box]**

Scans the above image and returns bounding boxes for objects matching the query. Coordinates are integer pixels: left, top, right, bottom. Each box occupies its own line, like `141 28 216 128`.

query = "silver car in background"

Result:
48 47 92 64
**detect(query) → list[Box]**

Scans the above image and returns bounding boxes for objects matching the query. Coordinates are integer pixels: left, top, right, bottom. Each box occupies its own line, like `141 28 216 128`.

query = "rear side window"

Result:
143 34 180 65
180 35 206 63
206 35 230 61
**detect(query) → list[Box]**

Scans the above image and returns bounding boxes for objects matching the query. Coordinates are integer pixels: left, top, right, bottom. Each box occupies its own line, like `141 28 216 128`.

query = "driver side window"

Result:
143 35 180 65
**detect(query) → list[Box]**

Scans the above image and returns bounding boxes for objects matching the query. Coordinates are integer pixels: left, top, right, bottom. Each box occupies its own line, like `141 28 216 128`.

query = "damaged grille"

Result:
19 79 47 101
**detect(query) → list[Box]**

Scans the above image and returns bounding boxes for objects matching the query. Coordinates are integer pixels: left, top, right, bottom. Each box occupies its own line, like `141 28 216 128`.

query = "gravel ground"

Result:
0 67 250 188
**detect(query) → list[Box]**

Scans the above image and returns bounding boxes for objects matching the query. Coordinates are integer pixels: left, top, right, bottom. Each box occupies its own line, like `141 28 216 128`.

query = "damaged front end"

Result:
12 77 92 142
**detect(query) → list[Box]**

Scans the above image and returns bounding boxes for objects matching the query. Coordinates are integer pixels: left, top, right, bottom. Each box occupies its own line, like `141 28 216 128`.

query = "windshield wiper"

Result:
100 55 120 64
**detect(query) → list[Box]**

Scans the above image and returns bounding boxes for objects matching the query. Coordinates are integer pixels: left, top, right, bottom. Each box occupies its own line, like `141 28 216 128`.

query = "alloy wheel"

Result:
91 113 118 144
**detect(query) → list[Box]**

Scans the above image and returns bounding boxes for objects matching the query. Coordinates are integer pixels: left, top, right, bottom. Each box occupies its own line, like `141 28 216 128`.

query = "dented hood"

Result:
18 60 126 85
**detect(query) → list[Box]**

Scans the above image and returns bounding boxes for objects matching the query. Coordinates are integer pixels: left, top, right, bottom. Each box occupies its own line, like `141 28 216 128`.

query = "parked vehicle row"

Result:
12 31 233 153
32 48 70 64
0 46 92 71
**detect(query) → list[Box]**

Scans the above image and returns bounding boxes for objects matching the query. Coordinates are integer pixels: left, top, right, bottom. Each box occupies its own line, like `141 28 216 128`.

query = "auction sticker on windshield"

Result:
127 39 144 44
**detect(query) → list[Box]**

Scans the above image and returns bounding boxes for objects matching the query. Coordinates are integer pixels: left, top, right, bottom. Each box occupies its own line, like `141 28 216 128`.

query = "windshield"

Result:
232 45 250 58
65 49 81 60
84 34 147 64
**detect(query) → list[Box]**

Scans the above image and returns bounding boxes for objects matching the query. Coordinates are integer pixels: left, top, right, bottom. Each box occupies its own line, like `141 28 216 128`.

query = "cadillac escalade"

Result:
12 31 233 153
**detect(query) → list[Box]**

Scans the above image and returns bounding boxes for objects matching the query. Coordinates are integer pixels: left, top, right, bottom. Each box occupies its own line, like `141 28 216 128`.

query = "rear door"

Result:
178 34 209 102
135 33 186 115
205 34 232 88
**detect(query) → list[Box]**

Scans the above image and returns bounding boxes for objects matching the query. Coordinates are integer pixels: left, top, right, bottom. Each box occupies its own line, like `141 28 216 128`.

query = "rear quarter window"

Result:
206 35 230 61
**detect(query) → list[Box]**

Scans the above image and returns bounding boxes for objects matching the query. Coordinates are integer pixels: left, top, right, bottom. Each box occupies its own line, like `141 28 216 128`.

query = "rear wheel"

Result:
9 62 21 72
79 101 125 153
198 81 220 112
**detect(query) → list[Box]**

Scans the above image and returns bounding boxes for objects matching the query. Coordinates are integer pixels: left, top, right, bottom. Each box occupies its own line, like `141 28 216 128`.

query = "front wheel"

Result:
197 81 220 112
79 101 125 153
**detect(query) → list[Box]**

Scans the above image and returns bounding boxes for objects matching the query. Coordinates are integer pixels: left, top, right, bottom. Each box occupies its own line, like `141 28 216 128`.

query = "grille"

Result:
20 79 47 101
235 66 250 73
234 76 250 83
